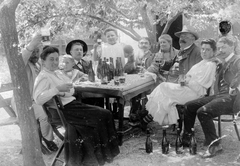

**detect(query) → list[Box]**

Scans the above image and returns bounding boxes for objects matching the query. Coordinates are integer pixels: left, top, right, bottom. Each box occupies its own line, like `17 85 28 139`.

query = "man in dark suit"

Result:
66 39 104 107
183 36 240 158
66 39 90 74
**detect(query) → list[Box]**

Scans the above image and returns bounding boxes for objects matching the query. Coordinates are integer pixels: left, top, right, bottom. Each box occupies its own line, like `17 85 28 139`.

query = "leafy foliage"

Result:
16 0 240 43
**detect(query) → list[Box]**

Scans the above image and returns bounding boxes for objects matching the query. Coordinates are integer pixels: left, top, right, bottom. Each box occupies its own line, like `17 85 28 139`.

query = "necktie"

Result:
77 61 83 71
215 62 228 94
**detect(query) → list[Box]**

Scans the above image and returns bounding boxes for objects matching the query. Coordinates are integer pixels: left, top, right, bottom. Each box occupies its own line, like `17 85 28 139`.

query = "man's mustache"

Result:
179 39 186 44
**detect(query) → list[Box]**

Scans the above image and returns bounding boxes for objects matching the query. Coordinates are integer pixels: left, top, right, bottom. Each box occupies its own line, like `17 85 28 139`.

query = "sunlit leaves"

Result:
15 0 240 43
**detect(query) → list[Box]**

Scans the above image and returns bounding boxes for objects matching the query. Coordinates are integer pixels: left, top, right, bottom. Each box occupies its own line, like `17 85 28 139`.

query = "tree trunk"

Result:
0 0 46 166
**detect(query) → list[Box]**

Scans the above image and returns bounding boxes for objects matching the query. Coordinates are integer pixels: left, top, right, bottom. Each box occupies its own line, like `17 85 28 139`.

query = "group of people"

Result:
141 28 240 158
13 24 240 165
13 32 121 165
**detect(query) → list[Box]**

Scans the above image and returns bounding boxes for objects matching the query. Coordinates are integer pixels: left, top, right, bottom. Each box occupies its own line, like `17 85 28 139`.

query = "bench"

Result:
0 83 18 126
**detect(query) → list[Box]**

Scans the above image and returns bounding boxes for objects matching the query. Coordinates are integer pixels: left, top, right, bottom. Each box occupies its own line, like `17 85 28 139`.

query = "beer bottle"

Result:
106 59 111 81
97 58 102 79
115 58 119 76
88 60 95 82
175 128 183 154
109 57 115 80
162 127 169 154
189 128 197 155
145 128 153 153
101 60 108 84
118 57 124 76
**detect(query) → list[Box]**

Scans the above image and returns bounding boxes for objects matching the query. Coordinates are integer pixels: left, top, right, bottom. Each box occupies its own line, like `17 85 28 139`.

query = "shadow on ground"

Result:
0 110 240 166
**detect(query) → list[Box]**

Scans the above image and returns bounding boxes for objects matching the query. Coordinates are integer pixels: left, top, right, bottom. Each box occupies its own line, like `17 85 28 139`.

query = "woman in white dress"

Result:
146 39 218 125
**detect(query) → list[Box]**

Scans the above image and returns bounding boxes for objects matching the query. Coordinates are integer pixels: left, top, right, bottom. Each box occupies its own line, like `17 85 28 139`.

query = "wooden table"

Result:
74 74 157 145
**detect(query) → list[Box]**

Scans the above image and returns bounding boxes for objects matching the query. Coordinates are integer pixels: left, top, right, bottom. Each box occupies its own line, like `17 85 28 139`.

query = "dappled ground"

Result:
1 105 240 166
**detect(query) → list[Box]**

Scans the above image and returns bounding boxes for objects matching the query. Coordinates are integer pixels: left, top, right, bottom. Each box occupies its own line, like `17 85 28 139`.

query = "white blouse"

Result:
101 42 125 66
33 68 75 106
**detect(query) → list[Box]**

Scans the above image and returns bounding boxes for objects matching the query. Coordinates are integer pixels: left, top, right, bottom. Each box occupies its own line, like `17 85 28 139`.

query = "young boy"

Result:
123 45 136 74
93 28 126 67
58 54 88 83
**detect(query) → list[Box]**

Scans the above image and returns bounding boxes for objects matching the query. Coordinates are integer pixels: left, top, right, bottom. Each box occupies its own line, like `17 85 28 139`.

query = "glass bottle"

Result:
97 58 103 79
189 128 197 155
88 61 95 82
162 127 169 154
175 128 183 154
115 57 123 76
118 57 124 76
109 57 115 80
101 60 108 84
106 58 111 81
145 128 153 153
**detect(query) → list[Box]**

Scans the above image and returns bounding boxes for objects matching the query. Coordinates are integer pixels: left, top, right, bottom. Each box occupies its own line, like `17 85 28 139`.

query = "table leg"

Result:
105 97 110 110
117 98 124 146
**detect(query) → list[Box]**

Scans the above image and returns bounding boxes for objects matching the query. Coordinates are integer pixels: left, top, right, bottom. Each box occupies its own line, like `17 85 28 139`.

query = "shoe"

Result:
201 144 223 158
43 138 58 152
182 133 191 147
129 121 141 127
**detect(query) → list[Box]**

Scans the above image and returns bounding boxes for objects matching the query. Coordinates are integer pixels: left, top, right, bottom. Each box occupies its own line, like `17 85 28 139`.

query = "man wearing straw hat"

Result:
174 25 202 75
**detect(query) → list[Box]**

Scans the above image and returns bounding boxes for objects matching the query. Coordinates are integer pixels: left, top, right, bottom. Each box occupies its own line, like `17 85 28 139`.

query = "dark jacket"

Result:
73 59 90 74
178 43 202 75
215 55 240 113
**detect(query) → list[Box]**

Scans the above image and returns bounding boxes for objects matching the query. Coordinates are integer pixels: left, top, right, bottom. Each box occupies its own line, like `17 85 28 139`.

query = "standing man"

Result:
65 39 90 74
174 26 202 75
12 34 57 151
183 36 240 158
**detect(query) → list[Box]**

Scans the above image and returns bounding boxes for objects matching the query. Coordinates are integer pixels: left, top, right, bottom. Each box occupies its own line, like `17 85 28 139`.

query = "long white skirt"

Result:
146 82 200 125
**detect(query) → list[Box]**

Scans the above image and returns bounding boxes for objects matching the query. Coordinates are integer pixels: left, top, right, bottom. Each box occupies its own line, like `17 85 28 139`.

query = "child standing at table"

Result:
58 54 88 83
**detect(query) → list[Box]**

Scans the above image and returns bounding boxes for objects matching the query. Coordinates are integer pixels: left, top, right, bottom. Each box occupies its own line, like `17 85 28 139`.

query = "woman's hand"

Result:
56 83 73 92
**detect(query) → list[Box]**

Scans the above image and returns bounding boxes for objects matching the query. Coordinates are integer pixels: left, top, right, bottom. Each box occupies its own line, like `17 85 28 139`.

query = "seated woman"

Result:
129 34 179 126
146 39 217 126
147 34 179 82
33 46 120 166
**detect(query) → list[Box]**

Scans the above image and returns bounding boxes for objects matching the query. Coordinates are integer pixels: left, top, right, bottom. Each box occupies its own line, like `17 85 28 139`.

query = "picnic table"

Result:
74 73 157 145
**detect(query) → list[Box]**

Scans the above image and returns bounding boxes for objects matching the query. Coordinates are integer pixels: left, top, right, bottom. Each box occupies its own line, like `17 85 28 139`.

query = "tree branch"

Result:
17 14 65 33
108 4 132 20
85 14 141 41
137 1 155 42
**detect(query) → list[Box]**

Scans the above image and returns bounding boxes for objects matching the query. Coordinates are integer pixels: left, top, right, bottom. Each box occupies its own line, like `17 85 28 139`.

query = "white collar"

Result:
225 52 234 62
74 59 81 64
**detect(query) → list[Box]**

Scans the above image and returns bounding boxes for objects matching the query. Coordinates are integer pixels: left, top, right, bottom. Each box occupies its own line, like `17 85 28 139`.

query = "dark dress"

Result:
59 100 120 166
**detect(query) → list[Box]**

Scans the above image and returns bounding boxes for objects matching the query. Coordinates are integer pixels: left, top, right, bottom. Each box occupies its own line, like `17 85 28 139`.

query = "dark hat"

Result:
174 26 199 40
66 39 88 55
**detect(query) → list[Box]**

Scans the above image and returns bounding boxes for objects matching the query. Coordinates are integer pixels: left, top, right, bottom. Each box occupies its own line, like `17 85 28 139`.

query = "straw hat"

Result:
174 26 199 40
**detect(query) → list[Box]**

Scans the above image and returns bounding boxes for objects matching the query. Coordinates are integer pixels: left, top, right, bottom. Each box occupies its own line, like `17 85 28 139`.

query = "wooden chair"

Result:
213 112 240 141
43 96 67 166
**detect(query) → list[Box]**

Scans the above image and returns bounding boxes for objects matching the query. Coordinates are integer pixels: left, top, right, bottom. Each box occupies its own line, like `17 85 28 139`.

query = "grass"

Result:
0 56 11 85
